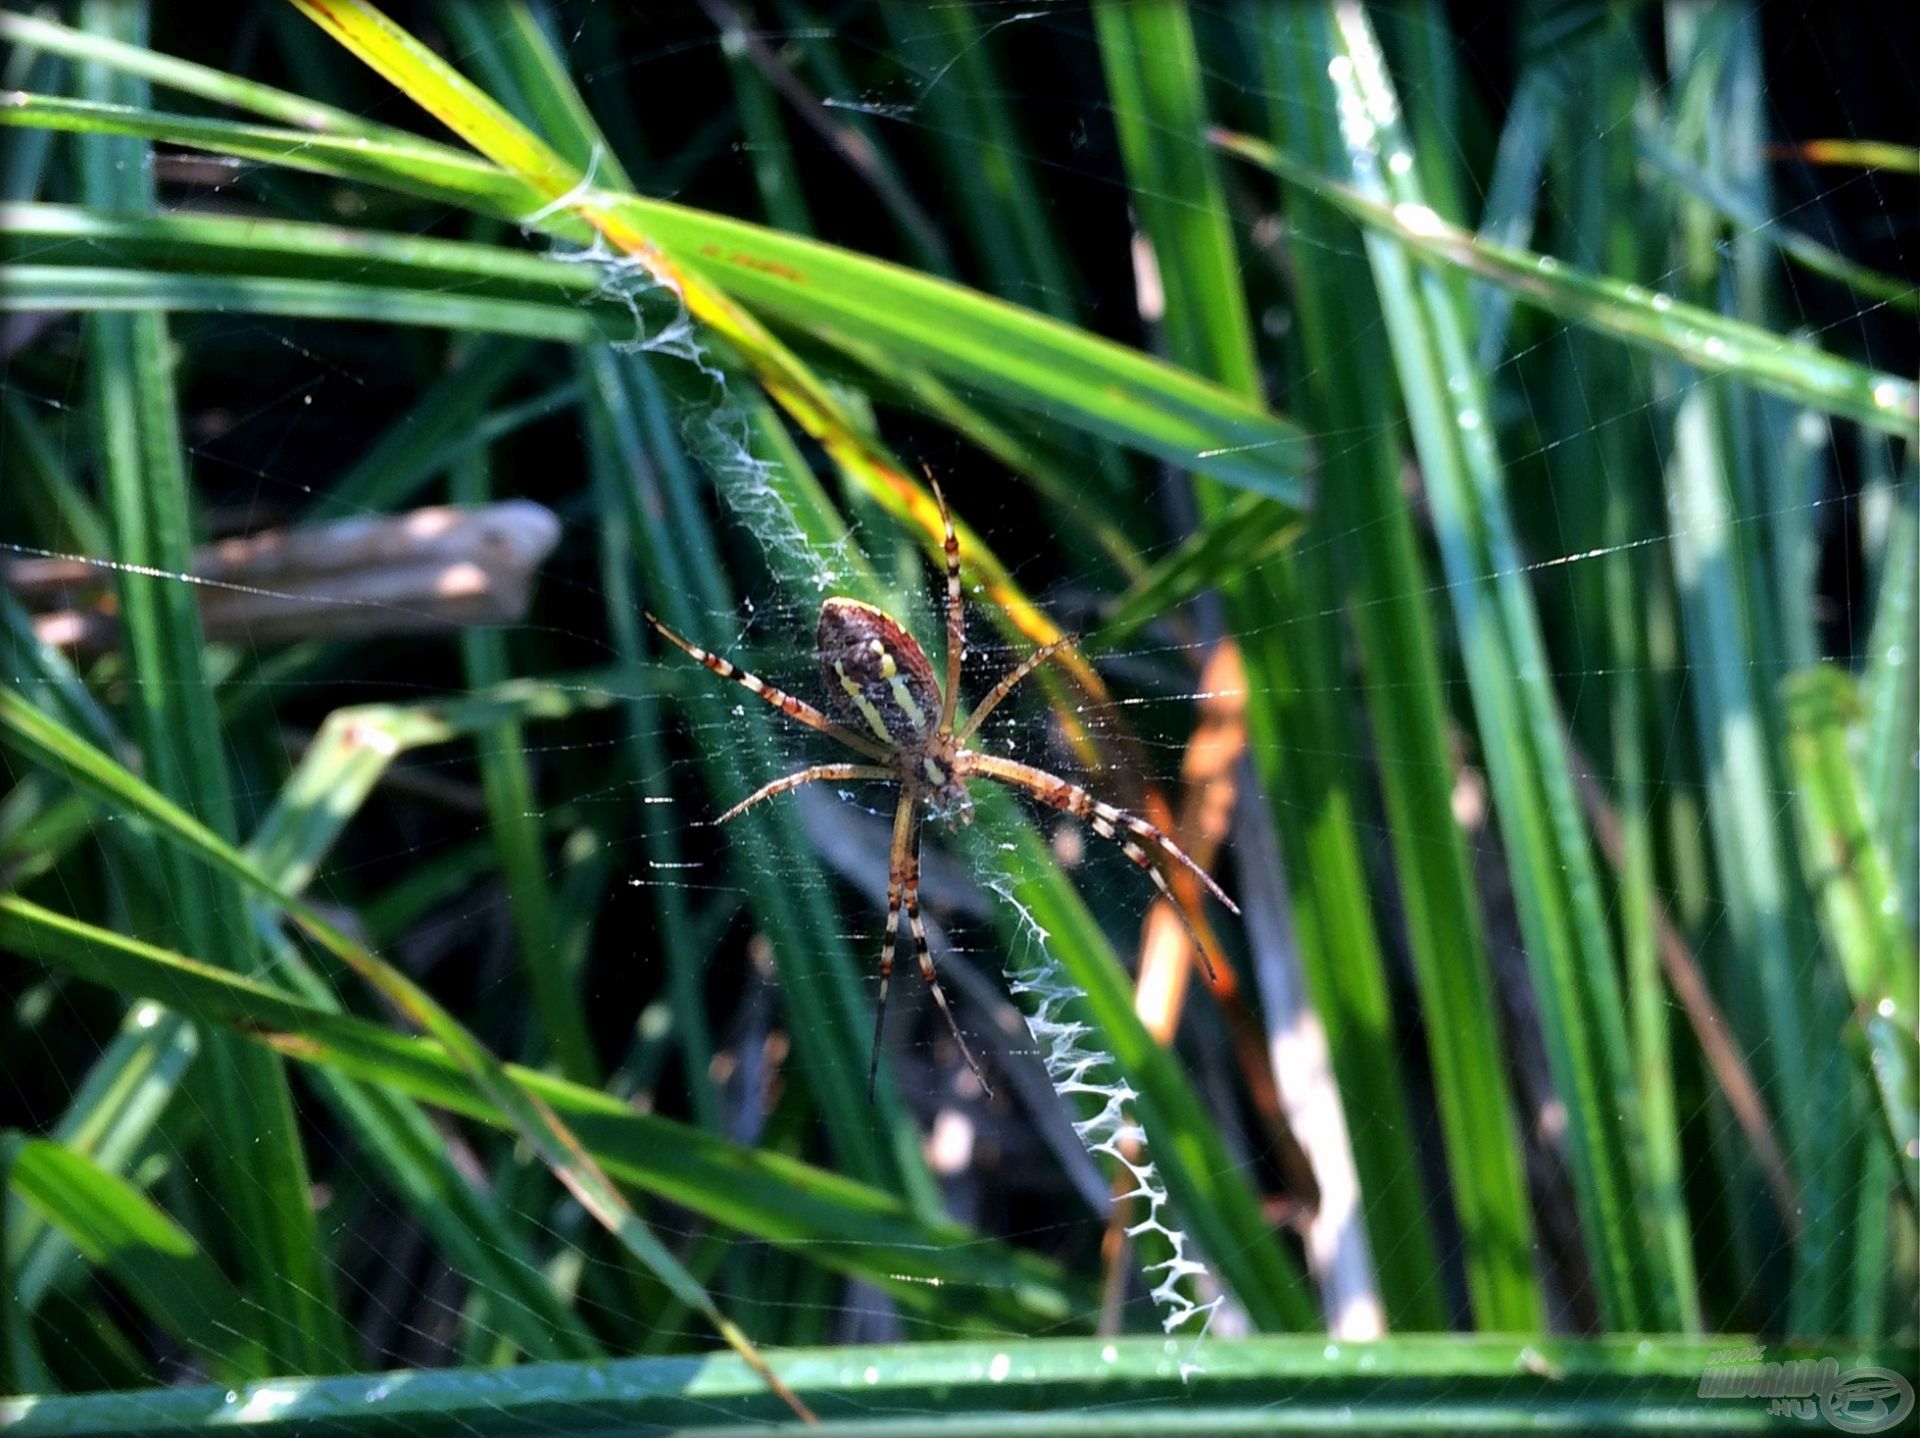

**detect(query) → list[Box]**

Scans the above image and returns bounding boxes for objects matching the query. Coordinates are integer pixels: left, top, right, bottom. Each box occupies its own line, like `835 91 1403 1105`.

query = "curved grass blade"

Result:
0 91 1309 506
0 894 1085 1332
1211 128 1918 439
0 689 811 1421
5 1138 257 1383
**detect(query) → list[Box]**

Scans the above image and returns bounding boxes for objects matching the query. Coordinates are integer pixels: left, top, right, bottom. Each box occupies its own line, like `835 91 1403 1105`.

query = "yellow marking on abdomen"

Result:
888 675 928 735
832 659 899 746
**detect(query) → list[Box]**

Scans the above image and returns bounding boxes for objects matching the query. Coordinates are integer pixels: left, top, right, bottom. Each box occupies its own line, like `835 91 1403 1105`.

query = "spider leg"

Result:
903 817 993 1097
645 611 891 761
956 634 1078 745
957 750 1239 912
958 750 1233 981
927 473 966 736
716 764 894 825
869 788 917 1100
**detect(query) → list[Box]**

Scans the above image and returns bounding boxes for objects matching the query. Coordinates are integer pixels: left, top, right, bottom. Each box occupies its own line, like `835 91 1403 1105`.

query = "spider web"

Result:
1 0 1914 1424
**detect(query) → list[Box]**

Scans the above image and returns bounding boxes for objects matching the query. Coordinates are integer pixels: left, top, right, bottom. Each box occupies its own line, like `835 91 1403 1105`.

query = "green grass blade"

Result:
1663 7 1864 1334
72 4 347 1373
246 697 608 1363
1299 3 1659 1329
1094 0 1438 1332
6 1334 1909 1435
0 90 1311 499
1210 128 1918 440
1860 492 1917 925
582 350 921 1199
0 893 1084 1332
963 792 1318 1332
451 448 599 1087
1781 668 1919 1205
1258 8 1545 1332
0 690 802 1414
0 9 413 140
5 1138 257 1382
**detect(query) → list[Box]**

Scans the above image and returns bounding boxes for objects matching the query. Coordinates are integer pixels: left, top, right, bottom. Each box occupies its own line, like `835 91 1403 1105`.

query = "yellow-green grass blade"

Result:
582 311 1313 1324
365 11 1168 1228
0 84 1183 739
1781 668 1919 1206
0 894 1084 1333
1210 128 1918 441
274 0 1117 731
1787 138 1920 173
1860 494 1917 923
0 691 805 1417
429 1 635 192
1256 7 1546 1332
1094 0 1448 1331
71 4 347 1375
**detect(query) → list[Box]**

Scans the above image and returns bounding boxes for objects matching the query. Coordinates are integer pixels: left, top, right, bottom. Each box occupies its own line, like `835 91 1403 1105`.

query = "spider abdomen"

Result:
816 598 944 752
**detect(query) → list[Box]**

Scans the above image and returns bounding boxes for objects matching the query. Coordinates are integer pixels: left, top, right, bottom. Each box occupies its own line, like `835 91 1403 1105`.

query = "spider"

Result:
646 479 1238 1098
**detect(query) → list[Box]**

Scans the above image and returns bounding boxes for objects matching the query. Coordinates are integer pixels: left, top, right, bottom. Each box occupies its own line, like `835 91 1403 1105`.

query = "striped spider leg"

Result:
645 580 993 1097
646 477 1239 1099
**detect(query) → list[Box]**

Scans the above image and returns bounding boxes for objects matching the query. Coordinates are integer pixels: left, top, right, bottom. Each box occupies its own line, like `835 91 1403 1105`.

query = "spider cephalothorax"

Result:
647 479 1237 1097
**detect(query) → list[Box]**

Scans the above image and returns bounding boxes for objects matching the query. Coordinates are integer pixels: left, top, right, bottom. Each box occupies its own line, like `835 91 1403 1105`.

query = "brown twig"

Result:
7 502 561 652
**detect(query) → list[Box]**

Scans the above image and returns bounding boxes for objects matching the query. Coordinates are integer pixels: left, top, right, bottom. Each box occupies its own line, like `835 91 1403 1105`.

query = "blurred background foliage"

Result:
0 1 1914 1431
